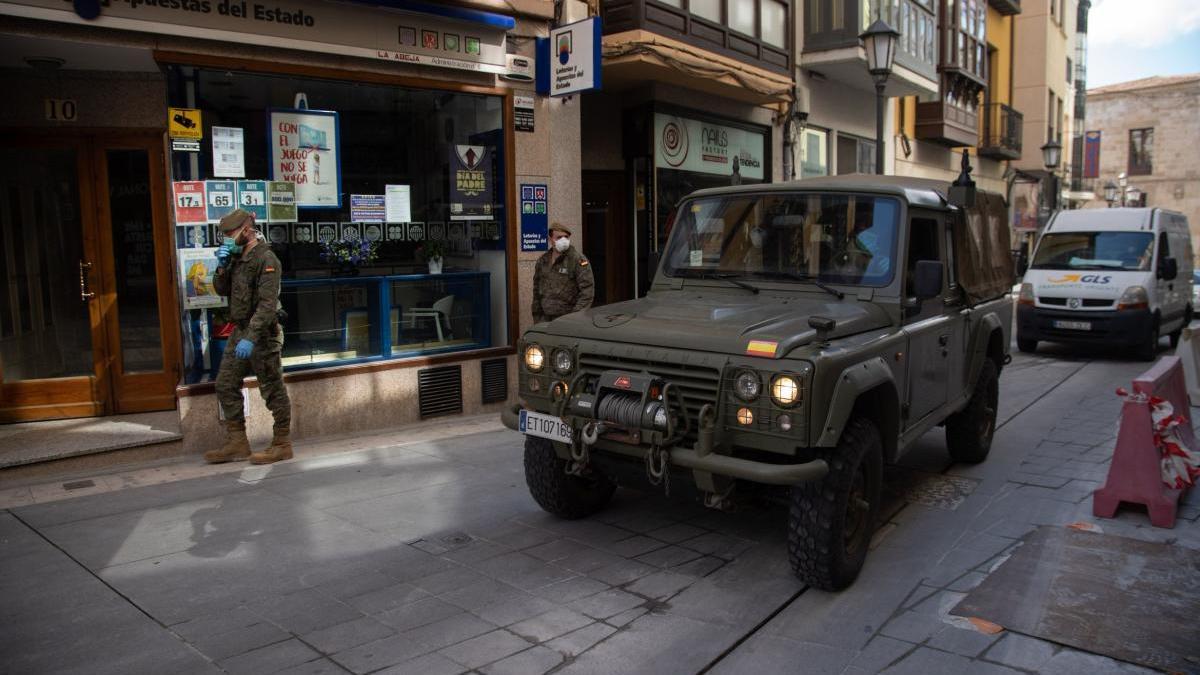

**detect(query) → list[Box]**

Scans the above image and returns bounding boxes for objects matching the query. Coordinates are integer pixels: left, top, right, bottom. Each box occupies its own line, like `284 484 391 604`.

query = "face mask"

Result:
554 237 570 253
749 229 764 248
222 236 243 254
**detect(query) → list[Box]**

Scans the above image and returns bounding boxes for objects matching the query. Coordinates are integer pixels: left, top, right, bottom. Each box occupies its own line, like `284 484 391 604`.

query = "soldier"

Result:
532 223 594 323
204 208 293 465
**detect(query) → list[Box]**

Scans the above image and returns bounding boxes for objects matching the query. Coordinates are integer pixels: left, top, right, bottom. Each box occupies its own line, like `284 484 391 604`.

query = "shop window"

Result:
1129 128 1154 176
836 134 876 175
800 127 830 178
165 66 509 376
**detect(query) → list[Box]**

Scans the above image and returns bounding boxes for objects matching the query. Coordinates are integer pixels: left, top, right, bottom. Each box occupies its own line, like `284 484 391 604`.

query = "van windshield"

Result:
1031 232 1154 271
662 193 900 287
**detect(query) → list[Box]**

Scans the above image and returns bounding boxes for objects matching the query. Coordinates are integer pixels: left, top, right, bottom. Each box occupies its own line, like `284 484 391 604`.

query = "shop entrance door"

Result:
582 170 633 306
0 133 179 422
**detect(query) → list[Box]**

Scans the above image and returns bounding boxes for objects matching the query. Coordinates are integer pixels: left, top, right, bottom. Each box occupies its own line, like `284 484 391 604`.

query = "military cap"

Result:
549 222 573 236
218 208 254 233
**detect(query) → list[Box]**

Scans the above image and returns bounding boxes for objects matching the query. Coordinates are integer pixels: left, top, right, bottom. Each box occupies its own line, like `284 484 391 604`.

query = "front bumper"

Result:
1017 304 1153 346
501 403 829 486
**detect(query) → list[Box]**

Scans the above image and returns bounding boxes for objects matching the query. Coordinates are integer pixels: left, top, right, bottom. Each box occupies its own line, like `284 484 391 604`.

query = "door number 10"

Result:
45 99 78 122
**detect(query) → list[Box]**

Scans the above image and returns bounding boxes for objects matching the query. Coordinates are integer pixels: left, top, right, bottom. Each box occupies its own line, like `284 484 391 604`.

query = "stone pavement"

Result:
1 350 1197 675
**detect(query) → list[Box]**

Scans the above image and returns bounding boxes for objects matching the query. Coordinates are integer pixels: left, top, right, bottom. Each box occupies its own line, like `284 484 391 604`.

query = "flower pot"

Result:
428 258 443 275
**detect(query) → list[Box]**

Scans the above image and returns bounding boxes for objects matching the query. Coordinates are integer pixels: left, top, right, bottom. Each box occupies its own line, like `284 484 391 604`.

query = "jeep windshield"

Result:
1031 232 1154 271
662 192 900 288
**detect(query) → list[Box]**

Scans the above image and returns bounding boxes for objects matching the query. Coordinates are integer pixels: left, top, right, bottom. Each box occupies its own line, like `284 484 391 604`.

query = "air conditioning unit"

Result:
502 53 534 82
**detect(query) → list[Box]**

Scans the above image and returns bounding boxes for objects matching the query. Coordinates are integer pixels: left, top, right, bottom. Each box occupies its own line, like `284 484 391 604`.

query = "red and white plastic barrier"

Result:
1093 356 1196 528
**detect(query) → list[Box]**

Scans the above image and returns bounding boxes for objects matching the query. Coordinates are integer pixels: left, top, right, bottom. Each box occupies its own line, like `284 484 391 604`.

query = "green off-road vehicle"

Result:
503 167 1014 590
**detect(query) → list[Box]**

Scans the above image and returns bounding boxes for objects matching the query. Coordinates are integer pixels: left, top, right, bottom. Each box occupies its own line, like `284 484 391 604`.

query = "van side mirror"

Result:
1159 257 1178 281
913 260 943 299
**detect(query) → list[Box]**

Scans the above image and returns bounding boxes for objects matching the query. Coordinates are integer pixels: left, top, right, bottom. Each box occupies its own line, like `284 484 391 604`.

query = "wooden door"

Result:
582 170 633 305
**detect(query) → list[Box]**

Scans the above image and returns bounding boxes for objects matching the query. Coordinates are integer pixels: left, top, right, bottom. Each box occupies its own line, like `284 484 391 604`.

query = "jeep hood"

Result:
535 291 893 359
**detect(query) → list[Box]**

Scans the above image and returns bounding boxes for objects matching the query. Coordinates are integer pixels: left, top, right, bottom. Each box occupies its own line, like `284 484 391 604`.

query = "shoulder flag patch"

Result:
264 266 276 273
579 258 589 267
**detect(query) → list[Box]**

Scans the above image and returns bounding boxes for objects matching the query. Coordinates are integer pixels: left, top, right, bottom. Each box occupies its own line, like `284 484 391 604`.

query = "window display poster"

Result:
173 181 207 224
205 180 237 223
269 108 341 208
385 184 412 223
520 183 548 251
236 180 268 221
268 181 298 222
212 126 246 178
178 247 227 309
350 194 386 222
449 145 493 221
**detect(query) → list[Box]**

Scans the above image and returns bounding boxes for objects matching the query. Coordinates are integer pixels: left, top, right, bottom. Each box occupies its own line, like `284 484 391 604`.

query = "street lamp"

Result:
1127 187 1143 207
860 20 900 175
1040 139 1062 213
1104 180 1119 207
1118 172 1128 206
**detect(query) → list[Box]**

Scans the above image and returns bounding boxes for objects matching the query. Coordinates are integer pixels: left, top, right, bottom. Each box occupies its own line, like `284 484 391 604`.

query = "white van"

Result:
1017 207 1193 360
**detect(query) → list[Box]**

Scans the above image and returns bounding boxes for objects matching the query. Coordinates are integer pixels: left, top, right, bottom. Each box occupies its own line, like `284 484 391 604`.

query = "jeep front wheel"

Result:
945 359 998 464
787 417 882 591
524 436 616 519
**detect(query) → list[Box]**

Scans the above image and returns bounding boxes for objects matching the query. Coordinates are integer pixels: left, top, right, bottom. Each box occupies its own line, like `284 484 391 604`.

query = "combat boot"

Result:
204 421 251 464
250 426 293 465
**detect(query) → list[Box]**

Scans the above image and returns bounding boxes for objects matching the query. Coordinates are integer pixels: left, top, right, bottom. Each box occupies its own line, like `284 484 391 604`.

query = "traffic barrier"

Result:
1093 356 1193 528
1173 326 1200 406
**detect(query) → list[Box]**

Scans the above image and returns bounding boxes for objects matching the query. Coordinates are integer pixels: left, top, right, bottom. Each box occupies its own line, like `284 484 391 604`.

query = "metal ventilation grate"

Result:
480 358 508 404
418 365 463 419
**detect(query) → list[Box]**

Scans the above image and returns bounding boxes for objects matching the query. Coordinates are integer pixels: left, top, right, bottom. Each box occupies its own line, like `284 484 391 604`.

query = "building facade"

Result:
0 1 577 452
1064 0 1090 203
1079 74 1200 256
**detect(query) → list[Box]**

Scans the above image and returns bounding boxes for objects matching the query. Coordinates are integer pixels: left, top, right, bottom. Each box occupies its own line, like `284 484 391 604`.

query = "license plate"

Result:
1053 320 1092 331
519 410 573 443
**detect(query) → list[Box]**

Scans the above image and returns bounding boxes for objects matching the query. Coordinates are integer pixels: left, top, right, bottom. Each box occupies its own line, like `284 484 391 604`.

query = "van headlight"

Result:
771 374 801 407
1018 282 1034 306
524 344 545 372
1118 286 1149 310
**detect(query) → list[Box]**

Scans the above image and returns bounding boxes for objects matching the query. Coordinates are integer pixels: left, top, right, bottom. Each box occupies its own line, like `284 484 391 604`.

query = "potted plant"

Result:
320 237 379 275
416 240 447 274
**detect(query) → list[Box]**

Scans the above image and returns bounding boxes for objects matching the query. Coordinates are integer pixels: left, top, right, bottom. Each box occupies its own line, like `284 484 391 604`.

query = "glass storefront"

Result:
165 66 509 381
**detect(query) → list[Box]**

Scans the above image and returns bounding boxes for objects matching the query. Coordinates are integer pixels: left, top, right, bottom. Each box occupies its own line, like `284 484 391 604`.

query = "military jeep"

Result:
502 171 1014 590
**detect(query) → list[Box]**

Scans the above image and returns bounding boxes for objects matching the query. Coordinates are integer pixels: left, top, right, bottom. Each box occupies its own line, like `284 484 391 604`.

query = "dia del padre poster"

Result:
269 108 341 208
178 248 227 310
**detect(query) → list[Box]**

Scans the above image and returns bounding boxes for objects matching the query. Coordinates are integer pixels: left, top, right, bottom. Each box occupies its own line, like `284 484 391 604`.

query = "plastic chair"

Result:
405 295 454 342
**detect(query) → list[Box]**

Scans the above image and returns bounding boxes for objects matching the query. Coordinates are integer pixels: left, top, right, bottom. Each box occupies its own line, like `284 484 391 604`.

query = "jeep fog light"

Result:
736 407 754 425
735 371 761 401
777 414 793 431
771 375 800 407
524 344 545 372
552 349 573 373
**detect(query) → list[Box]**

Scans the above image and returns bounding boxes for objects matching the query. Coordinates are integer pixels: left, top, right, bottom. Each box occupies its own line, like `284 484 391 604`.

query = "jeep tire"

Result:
524 436 616 519
788 417 882 591
946 358 998 464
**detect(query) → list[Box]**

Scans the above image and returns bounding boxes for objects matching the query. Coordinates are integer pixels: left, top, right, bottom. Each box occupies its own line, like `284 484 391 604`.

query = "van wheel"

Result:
787 417 882 591
1138 323 1160 362
1017 338 1037 354
946 359 999 464
524 437 615 519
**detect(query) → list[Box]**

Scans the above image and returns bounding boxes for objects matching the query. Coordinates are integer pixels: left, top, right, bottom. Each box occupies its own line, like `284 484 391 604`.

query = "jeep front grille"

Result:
578 353 720 438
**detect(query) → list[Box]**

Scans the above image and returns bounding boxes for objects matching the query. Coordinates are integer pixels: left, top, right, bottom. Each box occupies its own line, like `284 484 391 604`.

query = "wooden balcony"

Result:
915 100 978 147
978 102 1023 160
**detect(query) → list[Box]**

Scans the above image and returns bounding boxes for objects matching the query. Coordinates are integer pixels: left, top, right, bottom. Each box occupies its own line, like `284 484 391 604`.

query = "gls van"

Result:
1017 208 1193 360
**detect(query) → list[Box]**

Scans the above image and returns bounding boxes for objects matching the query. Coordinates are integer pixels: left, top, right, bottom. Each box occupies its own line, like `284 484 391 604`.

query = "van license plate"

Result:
520 410 573 443
1053 320 1092 331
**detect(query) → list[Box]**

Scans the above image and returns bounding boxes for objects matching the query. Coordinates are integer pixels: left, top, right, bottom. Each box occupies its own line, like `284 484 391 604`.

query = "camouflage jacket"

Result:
213 243 283 344
532 246 594 322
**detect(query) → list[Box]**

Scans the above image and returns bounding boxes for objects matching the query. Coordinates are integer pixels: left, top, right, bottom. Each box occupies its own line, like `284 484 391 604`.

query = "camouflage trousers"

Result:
215 326 291 429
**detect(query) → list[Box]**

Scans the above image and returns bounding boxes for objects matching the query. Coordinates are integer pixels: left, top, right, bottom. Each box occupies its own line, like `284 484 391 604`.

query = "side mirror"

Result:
913 260 943 300
1159 257 1178 281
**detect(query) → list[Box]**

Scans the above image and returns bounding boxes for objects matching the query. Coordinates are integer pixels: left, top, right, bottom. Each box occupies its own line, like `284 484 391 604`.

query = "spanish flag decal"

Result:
264 266 276 273
746 340 778 358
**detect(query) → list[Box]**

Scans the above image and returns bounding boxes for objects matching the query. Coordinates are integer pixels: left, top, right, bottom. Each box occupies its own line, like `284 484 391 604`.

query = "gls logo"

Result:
1048 274 1113 284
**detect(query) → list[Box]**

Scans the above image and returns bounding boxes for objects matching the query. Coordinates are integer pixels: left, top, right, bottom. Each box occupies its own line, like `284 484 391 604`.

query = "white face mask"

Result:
749 228 764 248
554 237 570 253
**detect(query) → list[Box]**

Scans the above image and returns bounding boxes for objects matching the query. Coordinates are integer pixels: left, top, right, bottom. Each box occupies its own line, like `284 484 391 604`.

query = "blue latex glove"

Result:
215 243 232 265
235 339 254 359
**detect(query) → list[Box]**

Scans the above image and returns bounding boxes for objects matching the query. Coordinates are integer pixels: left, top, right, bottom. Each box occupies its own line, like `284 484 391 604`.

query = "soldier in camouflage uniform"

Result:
533 223 594 323
204 208 293 465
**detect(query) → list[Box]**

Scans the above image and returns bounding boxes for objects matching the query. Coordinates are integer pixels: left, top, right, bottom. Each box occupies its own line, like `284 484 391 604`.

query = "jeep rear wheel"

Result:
946 358 999 464
787 417 882 591
524 436 616 519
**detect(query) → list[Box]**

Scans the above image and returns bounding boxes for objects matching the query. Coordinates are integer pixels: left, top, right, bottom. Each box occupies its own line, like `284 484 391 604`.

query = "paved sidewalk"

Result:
1 352 1196 674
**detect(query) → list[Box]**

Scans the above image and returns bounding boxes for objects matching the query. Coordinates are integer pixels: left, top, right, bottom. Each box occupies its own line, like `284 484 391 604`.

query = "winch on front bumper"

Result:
502 369 830 487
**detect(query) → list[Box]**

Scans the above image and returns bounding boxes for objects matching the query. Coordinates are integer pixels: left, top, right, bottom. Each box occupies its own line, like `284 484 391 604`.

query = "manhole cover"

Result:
436 531 474 547
885 469 978 511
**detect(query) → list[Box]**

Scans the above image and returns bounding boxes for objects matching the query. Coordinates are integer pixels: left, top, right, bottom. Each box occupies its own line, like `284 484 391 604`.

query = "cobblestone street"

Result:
2 349 1197 674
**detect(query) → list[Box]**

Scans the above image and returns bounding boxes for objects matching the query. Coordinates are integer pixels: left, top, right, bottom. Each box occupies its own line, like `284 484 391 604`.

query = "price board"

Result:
205 180 237 223
172 181 207 224
236 180 268 221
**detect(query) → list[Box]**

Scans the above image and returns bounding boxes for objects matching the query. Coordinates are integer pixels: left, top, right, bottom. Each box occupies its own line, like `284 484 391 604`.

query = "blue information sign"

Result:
235 180 268 221
520 183 548 251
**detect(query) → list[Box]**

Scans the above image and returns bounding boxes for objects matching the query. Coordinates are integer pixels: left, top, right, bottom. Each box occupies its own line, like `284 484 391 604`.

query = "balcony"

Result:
915 100 978 147
978 102 1023 160
987 0 1021 16
800 0 939 98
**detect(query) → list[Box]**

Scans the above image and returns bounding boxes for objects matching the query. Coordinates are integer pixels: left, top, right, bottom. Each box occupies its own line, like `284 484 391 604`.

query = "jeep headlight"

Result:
552 348 574 374
771 374 800 407
524 344 545 372
734 371 761 401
